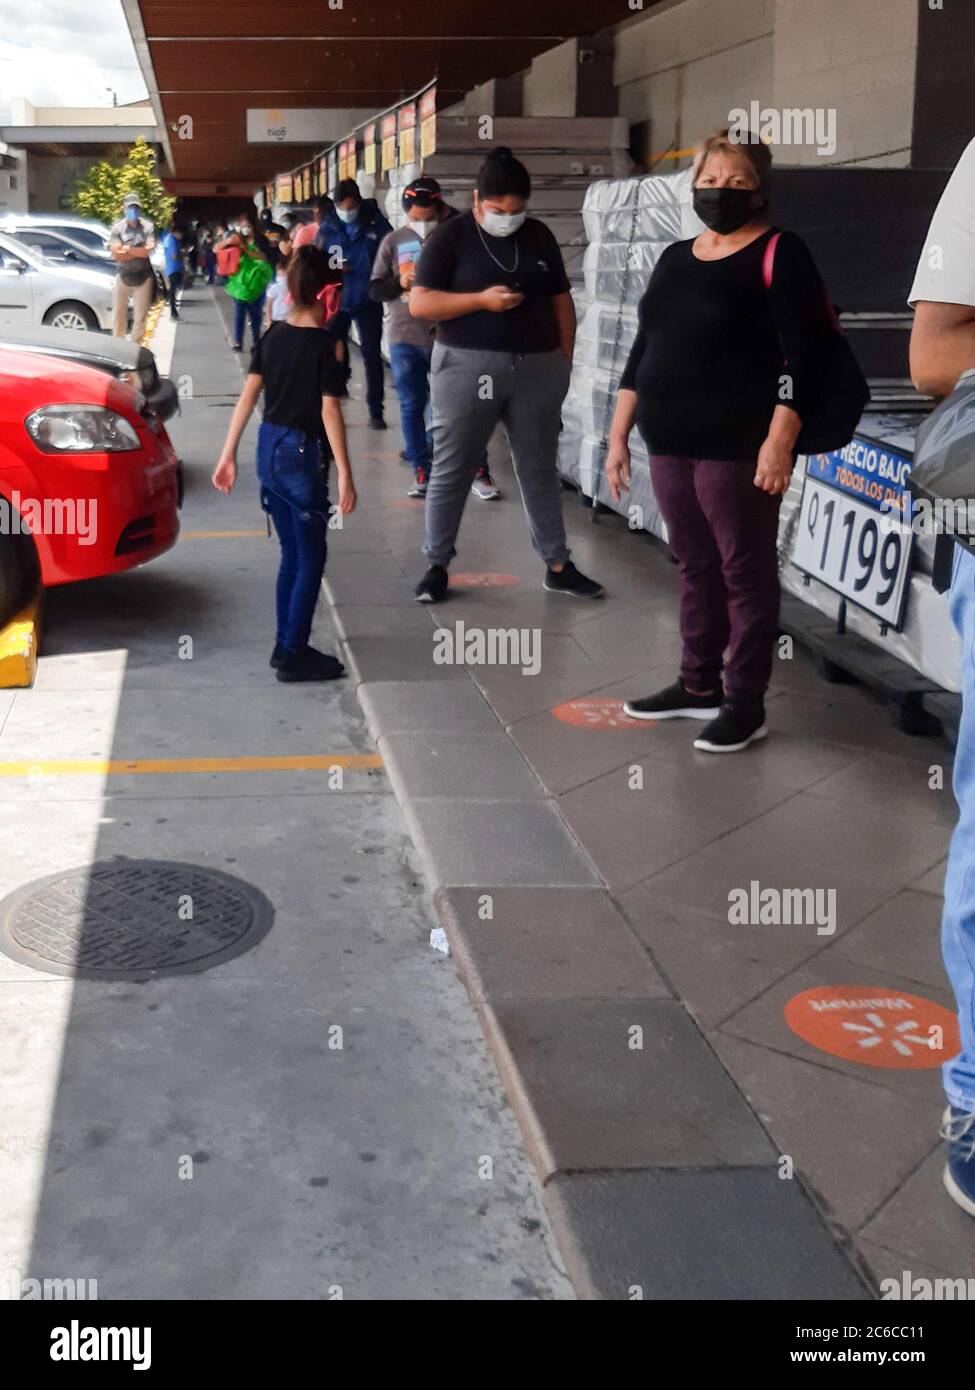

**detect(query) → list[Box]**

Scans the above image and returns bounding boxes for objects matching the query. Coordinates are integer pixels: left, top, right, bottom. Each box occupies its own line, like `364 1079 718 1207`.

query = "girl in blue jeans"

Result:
213 246 357 682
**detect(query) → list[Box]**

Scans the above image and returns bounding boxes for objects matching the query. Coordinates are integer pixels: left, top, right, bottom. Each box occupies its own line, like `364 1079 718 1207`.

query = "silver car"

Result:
0 231 116 332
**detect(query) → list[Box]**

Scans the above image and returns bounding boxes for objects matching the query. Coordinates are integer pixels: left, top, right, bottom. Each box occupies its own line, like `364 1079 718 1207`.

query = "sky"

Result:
0 0 147 123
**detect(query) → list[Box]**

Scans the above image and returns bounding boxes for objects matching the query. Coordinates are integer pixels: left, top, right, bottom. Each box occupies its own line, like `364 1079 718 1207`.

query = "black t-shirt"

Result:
250 322 346 443
414 211 571 353
619 228 832 460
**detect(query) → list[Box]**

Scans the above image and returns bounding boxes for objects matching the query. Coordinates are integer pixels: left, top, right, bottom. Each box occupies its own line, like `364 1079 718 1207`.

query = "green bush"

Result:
71 136 175 230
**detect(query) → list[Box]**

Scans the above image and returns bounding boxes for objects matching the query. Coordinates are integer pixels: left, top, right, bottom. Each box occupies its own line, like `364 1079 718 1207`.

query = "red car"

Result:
0 347 181 624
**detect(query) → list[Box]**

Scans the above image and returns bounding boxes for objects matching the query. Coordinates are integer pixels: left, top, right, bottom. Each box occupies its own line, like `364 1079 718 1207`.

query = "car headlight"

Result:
25 405 141 453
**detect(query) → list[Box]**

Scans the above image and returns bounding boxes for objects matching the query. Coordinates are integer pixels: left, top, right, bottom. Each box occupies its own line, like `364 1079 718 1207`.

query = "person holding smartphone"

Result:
408 147 602 603
369 176 498 500
212 246 357 683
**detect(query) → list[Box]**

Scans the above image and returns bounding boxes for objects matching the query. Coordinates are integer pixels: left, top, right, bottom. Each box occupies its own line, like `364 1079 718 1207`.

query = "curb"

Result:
0 591 41 689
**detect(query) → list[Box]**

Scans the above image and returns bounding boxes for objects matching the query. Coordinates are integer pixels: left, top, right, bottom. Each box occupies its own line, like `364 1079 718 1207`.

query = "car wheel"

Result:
0 532 25 629
43 301 98 332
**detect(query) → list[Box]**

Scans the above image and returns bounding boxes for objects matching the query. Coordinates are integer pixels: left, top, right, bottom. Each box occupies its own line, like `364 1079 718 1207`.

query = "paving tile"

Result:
506 701 696 794
380 732 545 802
330 604 437 640
618 891 827 1031
545 1169 872 1300
324 574 420 607
436 886 670 1005
804 751 957 829
913 858 947 897
856 1236 967 1291
824 891 948 992
325 549 405 577
710 1033 944 1234
860 1148 975 1279
482 998 776 1175
705 793 950 889
402 798 601 889
636 838 900 938
473 662 673 726
358 681 499 738
721 956 958 1100
324 521 391 553
340 636 471 685
765 690 942 762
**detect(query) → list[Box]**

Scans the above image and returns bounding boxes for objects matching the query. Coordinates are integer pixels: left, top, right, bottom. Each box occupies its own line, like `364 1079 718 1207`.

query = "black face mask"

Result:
693 187 765 235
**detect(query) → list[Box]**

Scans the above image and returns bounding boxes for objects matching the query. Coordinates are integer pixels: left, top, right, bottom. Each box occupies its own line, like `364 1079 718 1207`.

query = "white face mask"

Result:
480 208 527 238
408 218 434 240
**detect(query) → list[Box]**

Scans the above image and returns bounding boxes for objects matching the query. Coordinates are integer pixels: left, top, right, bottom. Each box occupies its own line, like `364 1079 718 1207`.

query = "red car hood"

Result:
0 346 139 417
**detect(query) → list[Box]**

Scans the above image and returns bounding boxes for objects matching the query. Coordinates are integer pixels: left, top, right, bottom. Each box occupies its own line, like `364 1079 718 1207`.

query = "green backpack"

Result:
227 250 275 303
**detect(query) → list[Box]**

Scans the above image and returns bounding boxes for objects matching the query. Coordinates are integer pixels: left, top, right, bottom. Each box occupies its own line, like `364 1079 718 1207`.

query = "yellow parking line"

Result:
0 754 384 777
181 530 267 539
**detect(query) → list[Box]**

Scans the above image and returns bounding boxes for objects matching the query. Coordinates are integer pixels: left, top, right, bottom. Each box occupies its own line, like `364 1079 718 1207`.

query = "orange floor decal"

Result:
450 572 520 589
552 698 647 730
784 985 960 1069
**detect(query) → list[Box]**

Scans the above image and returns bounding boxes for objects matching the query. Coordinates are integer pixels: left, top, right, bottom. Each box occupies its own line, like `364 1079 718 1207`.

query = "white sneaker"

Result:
471 474 501 501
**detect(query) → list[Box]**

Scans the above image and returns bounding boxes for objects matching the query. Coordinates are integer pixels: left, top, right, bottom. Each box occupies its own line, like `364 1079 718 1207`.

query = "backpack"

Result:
763 231 869 455
216 245 241 277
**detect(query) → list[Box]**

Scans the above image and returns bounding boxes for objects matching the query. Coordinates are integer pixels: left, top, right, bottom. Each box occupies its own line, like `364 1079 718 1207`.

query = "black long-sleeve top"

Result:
619 228 832 460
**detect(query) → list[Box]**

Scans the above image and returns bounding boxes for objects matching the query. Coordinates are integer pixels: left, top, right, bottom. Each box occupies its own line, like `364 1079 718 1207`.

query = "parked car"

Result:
3 226 115 276
0 348 181 625
0 212 167 287
0 231 115 331
0 325 178 421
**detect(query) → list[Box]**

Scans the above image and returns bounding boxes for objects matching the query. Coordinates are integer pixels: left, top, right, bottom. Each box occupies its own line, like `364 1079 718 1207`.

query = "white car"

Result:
0 231 115 332
0 212 167 284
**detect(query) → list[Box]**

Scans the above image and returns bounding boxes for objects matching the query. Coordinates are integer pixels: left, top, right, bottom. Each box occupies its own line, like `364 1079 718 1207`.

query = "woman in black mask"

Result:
605 128 833 753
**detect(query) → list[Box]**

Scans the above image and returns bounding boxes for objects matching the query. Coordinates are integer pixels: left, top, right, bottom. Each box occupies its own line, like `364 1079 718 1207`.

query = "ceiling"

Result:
123 1 606 188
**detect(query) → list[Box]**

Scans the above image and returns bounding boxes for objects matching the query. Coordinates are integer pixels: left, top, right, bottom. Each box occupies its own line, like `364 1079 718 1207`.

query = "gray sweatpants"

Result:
423 342 572 569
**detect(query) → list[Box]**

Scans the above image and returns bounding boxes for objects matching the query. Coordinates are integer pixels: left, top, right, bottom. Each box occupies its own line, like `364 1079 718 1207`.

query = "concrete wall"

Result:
9 99 155 129
771 0 918 168
523 40 579 118
613 0 775 167
26 154 101 213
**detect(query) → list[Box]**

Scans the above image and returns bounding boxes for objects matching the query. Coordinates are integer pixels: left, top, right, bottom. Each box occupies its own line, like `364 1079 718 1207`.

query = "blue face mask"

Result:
125 207 140 224
337 205 359 224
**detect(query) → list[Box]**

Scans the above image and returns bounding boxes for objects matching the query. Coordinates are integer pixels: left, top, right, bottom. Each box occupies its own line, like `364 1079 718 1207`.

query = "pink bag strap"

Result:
762 230 782 291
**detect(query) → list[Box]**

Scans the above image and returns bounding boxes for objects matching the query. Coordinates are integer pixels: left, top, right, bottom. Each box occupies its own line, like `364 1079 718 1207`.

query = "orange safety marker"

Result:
450 572 520 589
784 985 960 1069
552 698 647 730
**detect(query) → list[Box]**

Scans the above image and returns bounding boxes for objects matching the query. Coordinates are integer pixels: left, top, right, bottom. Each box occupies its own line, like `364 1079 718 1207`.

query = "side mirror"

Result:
0 254 25 273
64 249 80 260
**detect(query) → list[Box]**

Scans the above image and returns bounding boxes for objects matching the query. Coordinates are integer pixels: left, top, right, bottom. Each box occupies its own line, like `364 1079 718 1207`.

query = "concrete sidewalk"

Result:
0 285 573 1301
321 316 969 1297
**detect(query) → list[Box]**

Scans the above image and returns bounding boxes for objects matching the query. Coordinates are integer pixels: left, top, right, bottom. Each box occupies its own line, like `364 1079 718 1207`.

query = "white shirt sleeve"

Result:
909 136 975 308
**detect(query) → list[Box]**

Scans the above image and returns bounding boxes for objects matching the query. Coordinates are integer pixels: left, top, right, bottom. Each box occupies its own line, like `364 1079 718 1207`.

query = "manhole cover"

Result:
0 860 274 980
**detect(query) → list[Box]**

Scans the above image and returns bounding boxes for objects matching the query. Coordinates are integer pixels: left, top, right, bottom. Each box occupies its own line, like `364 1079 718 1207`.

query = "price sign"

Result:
791 477 912 628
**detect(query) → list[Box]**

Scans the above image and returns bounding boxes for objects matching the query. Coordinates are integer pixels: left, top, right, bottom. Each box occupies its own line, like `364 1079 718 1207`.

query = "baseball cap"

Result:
402 177 442 209
122 192 141 210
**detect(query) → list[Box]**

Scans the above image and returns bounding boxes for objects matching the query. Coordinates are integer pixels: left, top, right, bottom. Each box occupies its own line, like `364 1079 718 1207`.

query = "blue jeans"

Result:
336 300 384 419
256 422 329 654
943 545 975 1110
390 342 434 471
234 293 265 349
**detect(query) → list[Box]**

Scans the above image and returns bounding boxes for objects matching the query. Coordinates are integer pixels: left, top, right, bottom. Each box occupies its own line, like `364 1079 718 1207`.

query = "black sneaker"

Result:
270 644 288 670
415 564 448 603
543 560 604 599
624 680 722 722
368 416 387 431
276 647 346 683
694 704 768 753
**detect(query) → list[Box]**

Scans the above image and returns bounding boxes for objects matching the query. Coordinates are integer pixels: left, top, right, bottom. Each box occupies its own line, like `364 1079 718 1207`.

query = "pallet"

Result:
779 594 954 739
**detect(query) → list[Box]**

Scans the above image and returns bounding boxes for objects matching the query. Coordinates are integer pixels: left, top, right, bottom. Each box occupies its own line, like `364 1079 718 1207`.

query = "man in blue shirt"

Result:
318 179 392 428
162 221 185 321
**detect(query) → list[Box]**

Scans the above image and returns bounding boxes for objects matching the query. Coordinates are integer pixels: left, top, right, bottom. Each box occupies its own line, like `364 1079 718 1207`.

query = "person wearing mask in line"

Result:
319 180 393 429
293 195 334 250
606 129 832 753
264 230 295 327
200 224 217 284
408 147 603 603
909 134 975 1218
109 191 156 342
212 245 356 684
161 220 184 321
369 176 499 501
259 206 288 267
216 215 274 352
